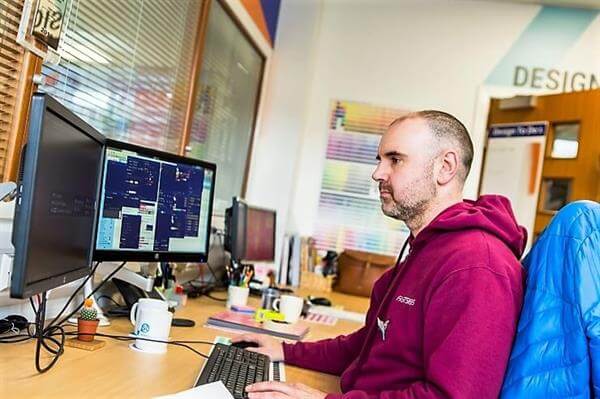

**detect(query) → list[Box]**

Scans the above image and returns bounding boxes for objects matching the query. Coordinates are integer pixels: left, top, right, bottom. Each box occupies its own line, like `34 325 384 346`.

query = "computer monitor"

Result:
225 198 276 262
245 206 276 262
93 140 216 262
11 93 105 299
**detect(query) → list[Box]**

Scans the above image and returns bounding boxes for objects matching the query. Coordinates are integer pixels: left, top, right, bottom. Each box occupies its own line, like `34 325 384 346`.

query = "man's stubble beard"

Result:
381 164 437 228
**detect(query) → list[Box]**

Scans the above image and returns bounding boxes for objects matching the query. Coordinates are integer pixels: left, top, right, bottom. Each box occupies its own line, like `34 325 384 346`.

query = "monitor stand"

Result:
106 267 196 328
69 263 161 326
113 278 166 310
158 262 196 328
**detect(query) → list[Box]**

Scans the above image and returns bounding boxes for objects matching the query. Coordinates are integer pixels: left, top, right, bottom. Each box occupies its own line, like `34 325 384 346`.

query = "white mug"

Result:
226 285 249 309
133 307 173 353
130 298 169 326
273 295 304 324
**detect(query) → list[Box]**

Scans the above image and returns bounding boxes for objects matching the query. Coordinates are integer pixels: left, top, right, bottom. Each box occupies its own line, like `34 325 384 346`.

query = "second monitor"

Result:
94 140 216 262
225 198 276 263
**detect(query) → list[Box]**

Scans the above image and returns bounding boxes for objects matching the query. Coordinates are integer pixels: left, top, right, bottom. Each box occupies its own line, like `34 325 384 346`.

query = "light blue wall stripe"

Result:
486 7 599 85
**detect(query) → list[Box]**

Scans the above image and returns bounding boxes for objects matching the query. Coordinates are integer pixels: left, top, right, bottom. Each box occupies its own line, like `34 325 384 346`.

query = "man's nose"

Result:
372 162 386 182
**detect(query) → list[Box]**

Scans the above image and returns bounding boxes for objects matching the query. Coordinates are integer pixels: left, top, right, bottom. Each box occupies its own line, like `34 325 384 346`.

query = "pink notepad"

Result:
206 311 309 340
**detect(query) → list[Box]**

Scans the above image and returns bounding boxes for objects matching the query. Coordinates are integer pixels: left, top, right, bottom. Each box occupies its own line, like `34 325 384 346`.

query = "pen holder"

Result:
226 285 249 309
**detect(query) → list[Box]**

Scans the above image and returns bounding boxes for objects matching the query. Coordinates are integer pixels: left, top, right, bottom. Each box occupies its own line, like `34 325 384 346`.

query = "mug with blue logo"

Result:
132 307 173 353
130 298 169 326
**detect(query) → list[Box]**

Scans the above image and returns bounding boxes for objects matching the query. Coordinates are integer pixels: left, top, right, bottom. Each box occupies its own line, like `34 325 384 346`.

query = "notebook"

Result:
206 311 309 340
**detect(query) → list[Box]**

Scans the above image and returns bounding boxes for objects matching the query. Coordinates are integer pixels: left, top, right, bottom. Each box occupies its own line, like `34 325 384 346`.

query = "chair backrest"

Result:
500 200 600 398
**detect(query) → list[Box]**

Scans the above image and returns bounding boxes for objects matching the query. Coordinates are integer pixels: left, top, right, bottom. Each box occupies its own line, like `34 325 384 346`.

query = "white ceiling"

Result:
479 0 600 9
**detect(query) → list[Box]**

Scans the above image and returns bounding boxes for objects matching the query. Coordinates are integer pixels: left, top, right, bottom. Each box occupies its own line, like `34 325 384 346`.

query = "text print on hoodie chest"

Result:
395 294 416 306
373 298 422 356
375 272 425 346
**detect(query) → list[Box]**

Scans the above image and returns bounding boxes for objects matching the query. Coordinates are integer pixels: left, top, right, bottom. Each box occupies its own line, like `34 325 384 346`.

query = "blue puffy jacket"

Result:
501 201 600 398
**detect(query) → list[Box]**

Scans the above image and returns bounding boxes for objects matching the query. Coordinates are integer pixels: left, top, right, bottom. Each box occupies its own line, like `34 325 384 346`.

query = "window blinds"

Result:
314 100 409 256
186 0 264 215
0 0 24 180
39 0 202 154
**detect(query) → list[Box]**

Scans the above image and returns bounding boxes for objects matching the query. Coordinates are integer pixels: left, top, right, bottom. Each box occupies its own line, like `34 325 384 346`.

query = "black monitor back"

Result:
10 94 105 299
224 197 247 261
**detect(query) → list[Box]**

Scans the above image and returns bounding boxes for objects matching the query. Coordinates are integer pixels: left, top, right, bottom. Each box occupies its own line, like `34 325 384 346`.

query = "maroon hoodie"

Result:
283 195 526 398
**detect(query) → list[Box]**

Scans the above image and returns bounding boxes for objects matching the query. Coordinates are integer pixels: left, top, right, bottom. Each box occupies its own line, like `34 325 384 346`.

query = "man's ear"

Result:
437 150 459 185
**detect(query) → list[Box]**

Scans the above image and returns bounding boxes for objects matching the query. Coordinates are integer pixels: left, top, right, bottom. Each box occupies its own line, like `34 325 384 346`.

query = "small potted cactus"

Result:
77 298 99 342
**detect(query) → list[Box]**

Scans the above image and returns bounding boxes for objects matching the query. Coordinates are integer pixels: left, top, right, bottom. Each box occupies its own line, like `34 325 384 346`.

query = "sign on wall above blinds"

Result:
38 0 202 154
32 0 69 50
0 0 25 181
314 100 409 256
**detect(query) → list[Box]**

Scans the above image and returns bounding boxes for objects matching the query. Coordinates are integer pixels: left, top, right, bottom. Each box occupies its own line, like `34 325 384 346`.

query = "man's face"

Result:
372 118 438 222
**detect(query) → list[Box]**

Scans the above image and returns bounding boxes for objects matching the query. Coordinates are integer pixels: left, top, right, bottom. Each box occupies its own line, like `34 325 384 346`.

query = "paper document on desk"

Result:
153 381 234 399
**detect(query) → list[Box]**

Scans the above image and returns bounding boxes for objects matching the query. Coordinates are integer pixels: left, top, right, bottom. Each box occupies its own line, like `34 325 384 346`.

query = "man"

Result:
235 111 526 398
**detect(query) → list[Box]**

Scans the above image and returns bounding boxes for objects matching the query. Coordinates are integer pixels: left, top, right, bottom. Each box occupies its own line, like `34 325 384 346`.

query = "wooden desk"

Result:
0 290 369 398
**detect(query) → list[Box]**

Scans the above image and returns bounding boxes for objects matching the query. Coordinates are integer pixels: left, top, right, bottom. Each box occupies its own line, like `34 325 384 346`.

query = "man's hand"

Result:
246 381 327 399
230 333 285 361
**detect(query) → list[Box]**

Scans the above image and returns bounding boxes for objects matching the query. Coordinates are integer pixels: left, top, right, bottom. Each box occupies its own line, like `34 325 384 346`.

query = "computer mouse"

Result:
309 296 332 307
231 341 260 350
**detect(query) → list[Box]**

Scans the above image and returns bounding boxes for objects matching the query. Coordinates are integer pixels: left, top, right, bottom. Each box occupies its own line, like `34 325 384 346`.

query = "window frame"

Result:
545 120 582 161
180 0 266 199
538 176 573 215
4 0 268 201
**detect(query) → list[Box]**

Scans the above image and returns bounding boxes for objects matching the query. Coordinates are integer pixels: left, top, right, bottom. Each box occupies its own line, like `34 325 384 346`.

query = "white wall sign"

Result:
31 0 68 50
480 122 548 251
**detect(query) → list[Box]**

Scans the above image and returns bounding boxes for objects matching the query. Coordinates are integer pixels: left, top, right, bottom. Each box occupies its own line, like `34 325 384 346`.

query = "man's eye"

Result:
391 158 401 165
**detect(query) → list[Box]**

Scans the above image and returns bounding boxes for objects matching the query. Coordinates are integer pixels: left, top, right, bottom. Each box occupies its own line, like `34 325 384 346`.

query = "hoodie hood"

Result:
412 195 527 259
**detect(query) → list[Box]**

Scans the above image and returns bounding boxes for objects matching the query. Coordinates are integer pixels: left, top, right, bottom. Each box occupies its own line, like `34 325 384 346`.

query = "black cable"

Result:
0 320 35 344
51 261 127 328
205 261 220 284
29 297 38 314
0 320 35 343
39 324 65 354
59 331 213 359
48 261 102 328
0 335 32 343
25 262 127 373
58 329 216 347
165 339 217 345
34 292 66 373
205 293 227 302
21 260 219 373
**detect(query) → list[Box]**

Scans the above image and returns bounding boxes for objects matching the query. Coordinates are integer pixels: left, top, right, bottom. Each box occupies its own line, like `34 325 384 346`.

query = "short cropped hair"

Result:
389 110 474 183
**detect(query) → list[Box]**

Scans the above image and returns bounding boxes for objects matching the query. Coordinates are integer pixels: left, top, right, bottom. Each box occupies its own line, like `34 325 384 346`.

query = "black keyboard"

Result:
195 343 279 399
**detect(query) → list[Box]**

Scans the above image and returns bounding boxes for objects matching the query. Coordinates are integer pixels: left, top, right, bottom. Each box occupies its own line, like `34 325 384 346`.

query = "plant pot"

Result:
77 318 99 342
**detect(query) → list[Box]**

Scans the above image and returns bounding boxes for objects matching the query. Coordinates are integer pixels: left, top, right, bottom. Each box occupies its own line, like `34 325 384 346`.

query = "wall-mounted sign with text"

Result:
31 0 69 50
513 66 599 93
488 122 548 138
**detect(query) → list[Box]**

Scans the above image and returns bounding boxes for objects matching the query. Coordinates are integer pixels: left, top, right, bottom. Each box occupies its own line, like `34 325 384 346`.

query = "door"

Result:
482 89 600 242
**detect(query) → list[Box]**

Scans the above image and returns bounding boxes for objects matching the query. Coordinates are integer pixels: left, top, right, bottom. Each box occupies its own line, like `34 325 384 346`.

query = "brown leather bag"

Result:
333 250 396 297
